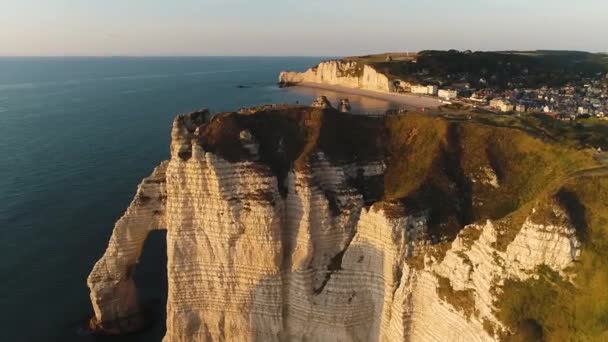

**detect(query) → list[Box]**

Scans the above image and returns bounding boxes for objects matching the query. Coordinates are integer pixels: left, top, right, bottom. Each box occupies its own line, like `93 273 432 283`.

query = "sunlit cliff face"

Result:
88 103 602 341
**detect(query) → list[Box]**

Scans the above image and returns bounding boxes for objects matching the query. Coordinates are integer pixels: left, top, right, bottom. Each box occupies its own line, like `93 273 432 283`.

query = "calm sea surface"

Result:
0 57 402 341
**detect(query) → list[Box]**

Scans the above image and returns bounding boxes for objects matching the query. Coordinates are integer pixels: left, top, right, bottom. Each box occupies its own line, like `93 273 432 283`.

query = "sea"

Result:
0 57 403 342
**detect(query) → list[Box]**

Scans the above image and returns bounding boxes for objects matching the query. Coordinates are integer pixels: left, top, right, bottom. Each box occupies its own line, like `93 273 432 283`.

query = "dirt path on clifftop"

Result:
566 153 608 180
569 166 608 179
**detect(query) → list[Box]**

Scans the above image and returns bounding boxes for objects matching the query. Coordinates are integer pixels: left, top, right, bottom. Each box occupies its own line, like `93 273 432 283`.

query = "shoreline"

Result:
293 82 443 109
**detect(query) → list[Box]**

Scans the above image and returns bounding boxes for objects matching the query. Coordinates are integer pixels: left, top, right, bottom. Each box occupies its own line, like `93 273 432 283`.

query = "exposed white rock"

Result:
471 166 499 188
505 219 580 275
88 111 581 341
87 161 168 333
280 60 394 93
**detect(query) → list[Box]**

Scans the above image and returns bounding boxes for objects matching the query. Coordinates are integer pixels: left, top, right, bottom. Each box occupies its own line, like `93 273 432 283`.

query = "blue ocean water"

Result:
0 57 401 342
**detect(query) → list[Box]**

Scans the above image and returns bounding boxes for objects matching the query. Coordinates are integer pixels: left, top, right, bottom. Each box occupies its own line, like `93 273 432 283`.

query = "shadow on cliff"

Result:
555 189 588 242
398 122 473 242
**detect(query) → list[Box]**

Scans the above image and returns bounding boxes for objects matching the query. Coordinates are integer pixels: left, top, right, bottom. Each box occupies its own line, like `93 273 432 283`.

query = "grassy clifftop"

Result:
196 106 598 234
193 105 607 339
386 113 598 240
381 112 607 341
497 174 608 341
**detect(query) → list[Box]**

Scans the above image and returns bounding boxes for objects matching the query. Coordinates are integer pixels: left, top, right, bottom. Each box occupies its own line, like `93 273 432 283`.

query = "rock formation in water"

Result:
88 99 608 341
311 95 333 109
338 99 351 113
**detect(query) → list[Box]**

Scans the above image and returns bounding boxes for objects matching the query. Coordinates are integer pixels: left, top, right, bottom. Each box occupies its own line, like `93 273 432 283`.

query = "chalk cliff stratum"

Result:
88 100 608 341
279 60 396 93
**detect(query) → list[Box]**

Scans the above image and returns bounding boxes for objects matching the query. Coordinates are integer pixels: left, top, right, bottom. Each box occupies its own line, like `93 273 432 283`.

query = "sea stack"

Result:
339 98 351 113
311 95 333 109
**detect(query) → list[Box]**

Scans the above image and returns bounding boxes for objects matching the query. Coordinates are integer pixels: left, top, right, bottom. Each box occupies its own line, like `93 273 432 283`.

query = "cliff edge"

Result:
279 51 608 93
88 100 608 341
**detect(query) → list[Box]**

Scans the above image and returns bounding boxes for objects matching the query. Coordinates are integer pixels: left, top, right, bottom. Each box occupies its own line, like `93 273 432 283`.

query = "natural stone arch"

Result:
87 162 168 334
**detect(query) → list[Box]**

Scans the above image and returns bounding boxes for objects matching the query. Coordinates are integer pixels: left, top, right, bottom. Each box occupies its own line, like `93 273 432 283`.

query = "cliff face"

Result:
279 60 395 93
88 103 605 341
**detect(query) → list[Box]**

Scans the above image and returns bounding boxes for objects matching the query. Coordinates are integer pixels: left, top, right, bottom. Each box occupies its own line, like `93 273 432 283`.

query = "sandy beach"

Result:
296 82 443 109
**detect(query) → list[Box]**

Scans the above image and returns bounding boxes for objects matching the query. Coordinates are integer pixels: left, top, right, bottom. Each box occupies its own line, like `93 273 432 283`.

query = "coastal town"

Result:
405 73 608 121
279 50 608 122
376 51 608 121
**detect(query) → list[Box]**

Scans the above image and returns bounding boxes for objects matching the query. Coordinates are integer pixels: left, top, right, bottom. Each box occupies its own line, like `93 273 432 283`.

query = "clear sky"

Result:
1 0 607 56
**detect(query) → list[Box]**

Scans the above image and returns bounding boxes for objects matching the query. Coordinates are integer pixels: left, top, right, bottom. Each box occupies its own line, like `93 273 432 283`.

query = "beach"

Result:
296 82 443 109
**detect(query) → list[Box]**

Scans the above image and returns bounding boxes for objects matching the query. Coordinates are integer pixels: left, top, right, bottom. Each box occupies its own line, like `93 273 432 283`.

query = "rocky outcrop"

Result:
311 95 333 109
88 103 590 341
279 60 395 93
87 161 168 334
339 99 351 113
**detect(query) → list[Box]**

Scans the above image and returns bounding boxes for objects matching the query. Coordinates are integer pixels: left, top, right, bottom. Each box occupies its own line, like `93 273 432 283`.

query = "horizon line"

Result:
0 55 337 59
1 49 607 59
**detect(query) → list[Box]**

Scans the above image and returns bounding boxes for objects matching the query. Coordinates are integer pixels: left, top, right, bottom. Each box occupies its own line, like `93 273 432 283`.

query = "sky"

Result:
1 0 607 56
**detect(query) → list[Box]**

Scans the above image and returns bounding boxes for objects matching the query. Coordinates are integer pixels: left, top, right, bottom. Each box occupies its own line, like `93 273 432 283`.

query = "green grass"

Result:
471 113 608 151
383 114 448 200
380 111 607 340
496 175 608 341
382 113 596 241
381 114 608 340
497 266 573 341
436 274 477 319
343 52 416 64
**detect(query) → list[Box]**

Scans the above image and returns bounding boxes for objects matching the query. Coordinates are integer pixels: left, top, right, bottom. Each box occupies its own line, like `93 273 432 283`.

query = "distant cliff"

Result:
280 50 608 91
279 60 397 93
88 100 608 341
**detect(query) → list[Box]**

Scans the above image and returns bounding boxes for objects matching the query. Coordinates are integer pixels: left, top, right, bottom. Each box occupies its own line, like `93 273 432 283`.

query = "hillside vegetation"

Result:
345 50 608 89
197 106 607 339
201 107 599 237
383 113 596 239
381 112 607 340
497 175 608 341
433 106 608 151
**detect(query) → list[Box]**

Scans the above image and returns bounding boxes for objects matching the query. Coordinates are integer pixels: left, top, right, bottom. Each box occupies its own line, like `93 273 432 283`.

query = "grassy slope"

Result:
199 107 607 340
469 113 608 151
382 113 607 340
383 113 595 238
497 175 608 341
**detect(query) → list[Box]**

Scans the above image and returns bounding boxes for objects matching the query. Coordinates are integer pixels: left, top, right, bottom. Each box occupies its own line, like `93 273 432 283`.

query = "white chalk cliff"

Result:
279 60 395 93
88 103 588 341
